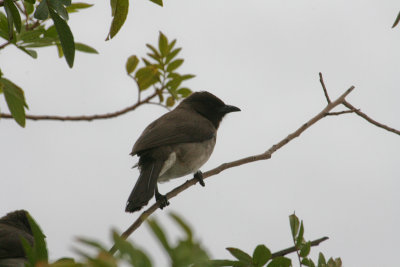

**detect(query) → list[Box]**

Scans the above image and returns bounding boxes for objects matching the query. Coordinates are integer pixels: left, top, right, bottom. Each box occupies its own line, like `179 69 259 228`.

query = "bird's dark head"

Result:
180 91 240 128
0 210 32 234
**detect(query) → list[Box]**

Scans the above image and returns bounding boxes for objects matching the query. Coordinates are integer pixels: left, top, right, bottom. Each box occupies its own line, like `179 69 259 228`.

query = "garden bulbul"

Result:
125 91 240 212
0 210 34 267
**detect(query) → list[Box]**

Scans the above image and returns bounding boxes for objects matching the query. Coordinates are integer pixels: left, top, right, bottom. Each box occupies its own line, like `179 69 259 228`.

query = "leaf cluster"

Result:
125 31 195 108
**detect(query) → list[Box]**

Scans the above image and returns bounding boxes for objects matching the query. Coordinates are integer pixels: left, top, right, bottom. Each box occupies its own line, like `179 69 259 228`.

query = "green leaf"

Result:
252 245 271 267
177 88 192 97
207 260 245 267
0 11 10 39
110 0 117 16
25 0 35 4
24 1 35 14
76 237 108 252
180 74 195 81
34 0 49 20
300 241 311 257
1 78 28 127
26 213 48 262
393 11 400 28
165 47 181 64
166 59 183 72
146 43 161 59
296 221 304 245
289 213 300 239
48 0 69 20
166 96 175 107
148 0 163 6
4 0 21 37
169 213 193 241
75 42 98 54
318 253 326 267
112 231 152 267
147 219 171 252
267 256 291 267
135 66 160 90
69 2 93 9
226 247 252 264
302 258 316 267
158 31 168 56
18 27 45 42
17 46 38 58
107 0 128 40
49 7 75 67
126 55 139 74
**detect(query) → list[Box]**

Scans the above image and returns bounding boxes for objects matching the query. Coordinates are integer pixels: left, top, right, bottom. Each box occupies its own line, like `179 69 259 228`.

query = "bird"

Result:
125 91 240 213
0 210 34 267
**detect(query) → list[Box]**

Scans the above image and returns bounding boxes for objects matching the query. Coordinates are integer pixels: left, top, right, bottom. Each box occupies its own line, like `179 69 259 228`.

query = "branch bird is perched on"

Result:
125 91 240 212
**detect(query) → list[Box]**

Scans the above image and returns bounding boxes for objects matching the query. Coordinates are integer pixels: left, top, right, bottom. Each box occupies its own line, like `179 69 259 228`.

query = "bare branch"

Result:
326 110 357 116
109 85 355 254
271 236 329 258
0 91 159 121
319 72 331 103
342 100 400 136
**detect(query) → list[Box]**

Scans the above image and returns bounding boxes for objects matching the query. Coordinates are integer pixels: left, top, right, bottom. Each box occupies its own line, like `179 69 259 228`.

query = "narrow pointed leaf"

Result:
48 0 69 20
166 59 183 72
147 219 171 252
107 0 128 40
17 46 38 58
169 213 193 241
296 221 304 245
392 11 400 28
4 0 21 33
75 42 98 54
148 0 163 6
1 78 28 127
289 213 300 239
158 31 168 56
318 253 326 267
165 47 180 64
26 213 48 261
226 247 252 263
49 7 75 67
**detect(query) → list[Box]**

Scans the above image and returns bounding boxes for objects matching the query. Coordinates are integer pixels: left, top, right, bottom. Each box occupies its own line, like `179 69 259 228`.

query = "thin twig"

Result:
342 100 400 136
0 41 11 49
109 86 355 254
319 72 331 103
271 237 329 258
326 110 357 116
0 91 159 121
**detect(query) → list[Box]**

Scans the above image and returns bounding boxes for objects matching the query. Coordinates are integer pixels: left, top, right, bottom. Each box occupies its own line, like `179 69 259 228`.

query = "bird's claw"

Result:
194 171 205 187
155 192 170 209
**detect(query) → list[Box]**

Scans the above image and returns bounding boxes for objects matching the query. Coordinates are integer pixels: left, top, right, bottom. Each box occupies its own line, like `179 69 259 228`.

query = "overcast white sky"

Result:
1 0 400 266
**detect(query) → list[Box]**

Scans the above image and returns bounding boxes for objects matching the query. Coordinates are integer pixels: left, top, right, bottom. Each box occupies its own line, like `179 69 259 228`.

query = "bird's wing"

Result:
0 225 33 259
131 109 216 155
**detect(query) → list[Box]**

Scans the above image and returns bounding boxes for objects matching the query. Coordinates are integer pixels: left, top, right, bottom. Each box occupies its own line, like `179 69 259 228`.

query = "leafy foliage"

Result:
21 212 341 267
125 31 195 108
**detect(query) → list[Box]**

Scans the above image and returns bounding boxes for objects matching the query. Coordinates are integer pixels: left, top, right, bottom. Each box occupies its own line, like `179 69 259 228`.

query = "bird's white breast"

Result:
158 136 216 182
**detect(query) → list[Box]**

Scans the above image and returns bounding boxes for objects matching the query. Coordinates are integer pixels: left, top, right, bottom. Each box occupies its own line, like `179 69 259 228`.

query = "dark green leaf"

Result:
147 219 171 252
25 0 35 4
1 78 28 127
0 12 10 39
169 213 193 241
18 27 45 42
166 59 183 72
253 245 271 267
17 46 38 58
126 55 139 74
166 96 175 107
166 77 182 91
289 213 300 239
165 47 181 64
135 66 160 90
75 42 98 54
302 258 315 267
23 37 57 47
267 256 291 267
44 25 57 38
48 0 69 20
226 247 252 263
207 259 245 267
49 7 75 67
107 0 128 40
318 253 326 267
300 241 311 257
148 0 163 7
60 0 71 6
177 88 192 97
158 31 168 56
4 0 21 32
34 0 49 20
296 221 304 245
110 0 117 16
393 11 400 28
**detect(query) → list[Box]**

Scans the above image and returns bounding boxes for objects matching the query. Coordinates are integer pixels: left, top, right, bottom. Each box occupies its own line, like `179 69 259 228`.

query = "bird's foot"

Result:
155 192 170 209
194 171 205 187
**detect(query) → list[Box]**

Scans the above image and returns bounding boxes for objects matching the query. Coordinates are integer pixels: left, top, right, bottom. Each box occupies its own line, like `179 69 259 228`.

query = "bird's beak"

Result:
220 105 241 114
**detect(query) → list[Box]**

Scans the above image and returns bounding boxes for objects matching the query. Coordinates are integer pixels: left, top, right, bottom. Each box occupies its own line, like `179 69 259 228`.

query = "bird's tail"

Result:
125 160 163 213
